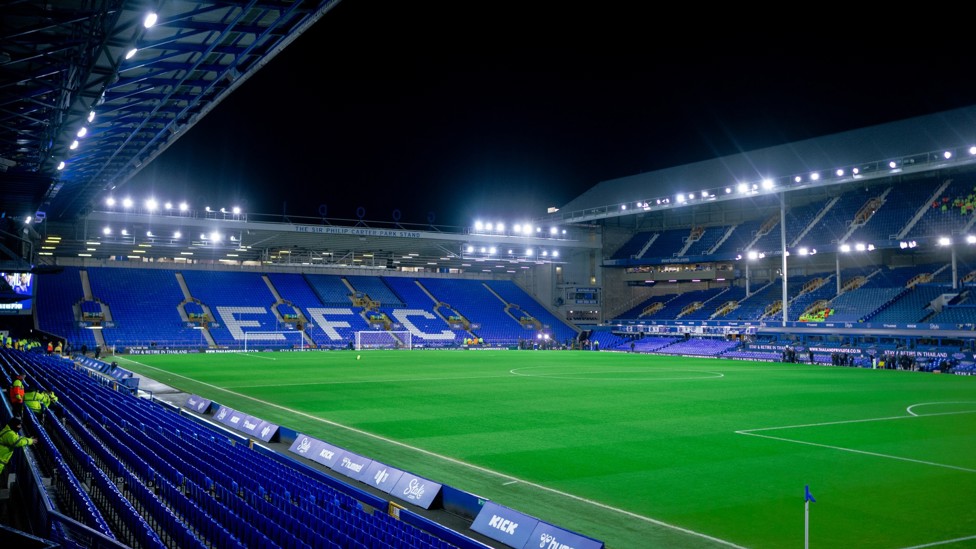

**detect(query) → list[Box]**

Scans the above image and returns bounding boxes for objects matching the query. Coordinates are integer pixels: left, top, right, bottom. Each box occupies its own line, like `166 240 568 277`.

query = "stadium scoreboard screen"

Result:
0 271 34 314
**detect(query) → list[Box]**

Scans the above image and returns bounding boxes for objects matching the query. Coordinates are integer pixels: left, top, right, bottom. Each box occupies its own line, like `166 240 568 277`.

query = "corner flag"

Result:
804 485 815 549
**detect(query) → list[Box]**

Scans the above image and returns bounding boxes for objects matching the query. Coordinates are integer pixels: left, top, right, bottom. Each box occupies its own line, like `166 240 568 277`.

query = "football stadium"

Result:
2 3 976 549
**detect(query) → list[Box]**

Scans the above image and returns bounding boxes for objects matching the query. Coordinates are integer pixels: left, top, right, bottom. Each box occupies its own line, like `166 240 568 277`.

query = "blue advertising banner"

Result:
359 461 405 493
390 472 442 509
239 417 278 442
213 405 246 430
288 434 344 468
184 394 211 413
331 450 372 480
211 405 278 442
525 521 605 549
471 500 538 548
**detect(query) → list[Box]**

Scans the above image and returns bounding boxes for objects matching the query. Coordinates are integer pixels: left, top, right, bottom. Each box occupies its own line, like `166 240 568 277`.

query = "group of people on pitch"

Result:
2 372 60 482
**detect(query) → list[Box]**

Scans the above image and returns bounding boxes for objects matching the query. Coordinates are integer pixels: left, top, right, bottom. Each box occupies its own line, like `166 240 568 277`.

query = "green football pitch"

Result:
113 350 976 549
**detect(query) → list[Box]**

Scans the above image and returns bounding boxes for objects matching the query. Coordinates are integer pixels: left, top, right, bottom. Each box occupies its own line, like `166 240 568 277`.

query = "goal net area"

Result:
355 330 413 350
242 331 306 352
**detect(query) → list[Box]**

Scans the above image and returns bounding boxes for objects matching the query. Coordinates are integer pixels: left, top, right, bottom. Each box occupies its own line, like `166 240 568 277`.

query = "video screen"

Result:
0 271 34 314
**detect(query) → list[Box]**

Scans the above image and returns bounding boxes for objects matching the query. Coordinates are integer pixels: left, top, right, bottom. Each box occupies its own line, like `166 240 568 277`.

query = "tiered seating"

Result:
682 225 732 257
802 187 877 249
304 273 353 305
753 197 831 254
725 280 781 321
653 338 738 356
709 218 765 258
905 176 976 240
613 293 677 320
675 287 737 320
928 304 976 326
643 228 692 259
2 349 476 549
266 273 366 348
87 267 197 348
419 278 527 345
381 277 466 346
610 231 656 259
788 275 836 321
868 284 949 324
36 266 97 350
630 336 678 352
181 271 277 347
483 280 578 344
826 287 907 322
850 182 933 244
641 287 724 320
346 275 404 307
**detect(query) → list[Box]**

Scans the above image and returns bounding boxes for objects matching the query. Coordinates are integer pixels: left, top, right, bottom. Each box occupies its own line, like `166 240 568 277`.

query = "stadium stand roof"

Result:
0 0 340 223
549 105 976 224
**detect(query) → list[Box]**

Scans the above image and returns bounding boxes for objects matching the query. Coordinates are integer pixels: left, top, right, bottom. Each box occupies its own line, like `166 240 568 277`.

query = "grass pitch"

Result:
114 350 976 549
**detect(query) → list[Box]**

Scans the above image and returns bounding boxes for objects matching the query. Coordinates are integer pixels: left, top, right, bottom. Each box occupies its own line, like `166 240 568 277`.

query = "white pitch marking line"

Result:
897 534 976 548
115 355 748 549
736 405 976 473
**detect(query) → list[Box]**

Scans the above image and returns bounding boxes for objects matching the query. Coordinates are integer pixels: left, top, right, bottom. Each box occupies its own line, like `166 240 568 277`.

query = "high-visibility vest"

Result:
8 379 25 405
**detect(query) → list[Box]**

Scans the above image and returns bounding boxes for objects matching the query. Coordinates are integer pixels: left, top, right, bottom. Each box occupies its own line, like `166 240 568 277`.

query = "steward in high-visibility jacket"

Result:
0 416 35 476
24 390 58 414
8 374 25 417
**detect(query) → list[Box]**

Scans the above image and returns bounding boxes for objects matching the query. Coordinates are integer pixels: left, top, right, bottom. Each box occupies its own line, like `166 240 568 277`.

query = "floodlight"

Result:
621 204 627 210
835 169 844 177
57 161 65 170
967 235 976 244
809 173 820 181
103 227 111 235
106 197 116 206
466 245 474 253
943 151 952 160
794 176 802 183
122 197 133 208
852 168 860 175
77 127 87 138
474 221 484 231
855 243 866 251
88 111 95 123
144 12 158 28
232 206 241 214
676 194 686 203
164 202 172 210
840 244 851 253
173 231 181 239
70 140 79 150
938 237 952 246
125 48 137 60
888 161 897 169
552 251 559 258
179 202 188 211
495 223 505 232
550 227 557 235
737 183 749 193
145 198 158 211
762 178 774 189
970 146 976 155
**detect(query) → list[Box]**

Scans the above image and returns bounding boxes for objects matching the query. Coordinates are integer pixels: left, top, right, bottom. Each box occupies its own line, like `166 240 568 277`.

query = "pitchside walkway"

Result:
134 369 508 549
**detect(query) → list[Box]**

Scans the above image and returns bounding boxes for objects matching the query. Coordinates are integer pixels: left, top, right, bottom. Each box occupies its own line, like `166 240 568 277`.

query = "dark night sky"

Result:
129 1 976 229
